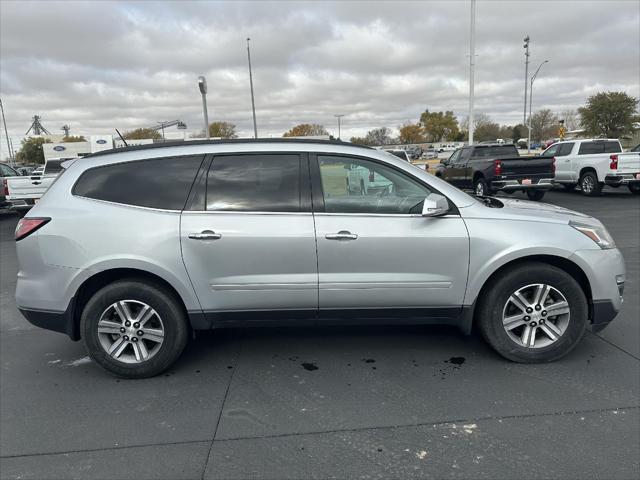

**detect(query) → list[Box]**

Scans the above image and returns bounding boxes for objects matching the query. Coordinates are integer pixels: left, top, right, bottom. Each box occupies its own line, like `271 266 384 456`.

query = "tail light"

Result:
494 160 502 176
369 171 375 182
609 154 618 170
552 157 556 175
2 178 7 196
15 217 50 241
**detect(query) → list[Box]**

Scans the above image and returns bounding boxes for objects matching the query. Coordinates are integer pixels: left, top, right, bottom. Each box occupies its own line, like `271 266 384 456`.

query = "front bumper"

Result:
604 174 640 186
569 248 625 332
491 179 554 191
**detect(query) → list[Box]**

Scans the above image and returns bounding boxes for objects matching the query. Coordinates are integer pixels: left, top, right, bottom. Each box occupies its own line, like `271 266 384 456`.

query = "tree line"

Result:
12 91 638 164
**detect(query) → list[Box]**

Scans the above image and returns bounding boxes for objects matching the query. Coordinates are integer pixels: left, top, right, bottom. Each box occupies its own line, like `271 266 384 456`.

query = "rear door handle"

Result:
326 230 358 241
188 230 222 240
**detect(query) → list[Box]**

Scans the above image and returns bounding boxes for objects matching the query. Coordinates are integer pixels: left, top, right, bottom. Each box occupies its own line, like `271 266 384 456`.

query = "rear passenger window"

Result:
604 141 622 153
578 142 605 155
73 155 203 210
558 143 574 156
206 154 301 212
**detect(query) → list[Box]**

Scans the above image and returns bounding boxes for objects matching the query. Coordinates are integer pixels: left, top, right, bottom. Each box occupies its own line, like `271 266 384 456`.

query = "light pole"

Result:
334 114 345 139
198 76 210 140
523 36 530 126
0 98 13 162
468 0 476 145
247 38 258 138
527 59 549 154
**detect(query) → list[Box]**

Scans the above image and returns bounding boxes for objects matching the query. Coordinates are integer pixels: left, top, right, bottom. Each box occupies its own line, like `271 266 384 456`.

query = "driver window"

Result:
543 144 559 157
318 155 432 214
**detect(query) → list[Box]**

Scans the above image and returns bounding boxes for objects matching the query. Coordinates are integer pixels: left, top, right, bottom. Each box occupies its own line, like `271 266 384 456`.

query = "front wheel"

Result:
477 263 588 363
526 190 546 201
629 184 640 195
81 279 189 378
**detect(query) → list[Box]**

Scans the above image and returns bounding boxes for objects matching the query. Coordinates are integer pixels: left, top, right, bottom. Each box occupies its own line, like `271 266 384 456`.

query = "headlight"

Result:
570 221 616 249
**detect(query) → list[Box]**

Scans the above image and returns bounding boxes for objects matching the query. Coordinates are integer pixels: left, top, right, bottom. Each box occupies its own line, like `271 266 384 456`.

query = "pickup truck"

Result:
1 162 21 209
6 158 67 215
543 139 640 195
434 143 555 201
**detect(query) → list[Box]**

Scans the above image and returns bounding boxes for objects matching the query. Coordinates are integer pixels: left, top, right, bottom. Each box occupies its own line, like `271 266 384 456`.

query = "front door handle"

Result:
326 230 358 241
188 230 222 240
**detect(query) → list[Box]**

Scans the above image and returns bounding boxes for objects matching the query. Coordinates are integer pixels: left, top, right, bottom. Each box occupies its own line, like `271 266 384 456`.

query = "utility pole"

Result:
0 98 13 161
527 60 549 154
523 36 530 126
247 38 258 138
334 114 345 139
198 76 210 140
468 0 476 145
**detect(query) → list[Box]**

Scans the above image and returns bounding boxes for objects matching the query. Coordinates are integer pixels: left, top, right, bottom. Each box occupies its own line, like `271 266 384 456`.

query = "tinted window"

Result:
318 155 432 214
604 141 621 153
73 155 203 210
558 143 574 156
471 145 519 158
459 148 472 162
578 142 605 155
206 154 301 212
448 150 461 164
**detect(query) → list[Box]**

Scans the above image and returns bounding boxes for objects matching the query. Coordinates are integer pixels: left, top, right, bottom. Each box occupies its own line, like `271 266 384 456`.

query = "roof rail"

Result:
84 138 371 158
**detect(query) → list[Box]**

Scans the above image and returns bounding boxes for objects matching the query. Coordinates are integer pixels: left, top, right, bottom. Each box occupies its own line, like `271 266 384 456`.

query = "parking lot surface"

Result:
1 188 638 480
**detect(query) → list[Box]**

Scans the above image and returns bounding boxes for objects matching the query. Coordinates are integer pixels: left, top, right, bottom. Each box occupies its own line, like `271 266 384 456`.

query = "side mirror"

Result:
422 193 450 217
440 159 448 166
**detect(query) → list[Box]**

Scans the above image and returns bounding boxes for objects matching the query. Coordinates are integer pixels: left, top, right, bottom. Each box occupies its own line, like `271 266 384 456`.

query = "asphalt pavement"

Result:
1 187 639 480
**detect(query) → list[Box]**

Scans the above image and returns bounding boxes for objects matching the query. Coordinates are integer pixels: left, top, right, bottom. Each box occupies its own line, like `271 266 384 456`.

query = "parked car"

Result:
1 162 21 209
545 139 640 196
15 139 625 378
6 158 67 215
435 143 555 200
384 149 411 162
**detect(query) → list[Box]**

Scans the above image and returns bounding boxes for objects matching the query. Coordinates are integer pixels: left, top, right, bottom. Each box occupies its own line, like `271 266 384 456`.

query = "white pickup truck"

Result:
5 158 67 215
543 138 640 196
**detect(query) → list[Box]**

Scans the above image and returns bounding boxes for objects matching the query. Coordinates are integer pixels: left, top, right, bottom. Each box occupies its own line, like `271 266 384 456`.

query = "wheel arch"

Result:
579 166 598 181
70 268 194 341
462 254 593 334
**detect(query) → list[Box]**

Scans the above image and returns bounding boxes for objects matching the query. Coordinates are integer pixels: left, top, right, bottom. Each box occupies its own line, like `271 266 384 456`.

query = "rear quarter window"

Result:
73 155 204 210
578 142 605 155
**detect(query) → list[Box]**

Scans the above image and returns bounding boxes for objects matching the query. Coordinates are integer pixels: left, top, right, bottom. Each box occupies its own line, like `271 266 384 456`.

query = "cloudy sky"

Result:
1 0 638 157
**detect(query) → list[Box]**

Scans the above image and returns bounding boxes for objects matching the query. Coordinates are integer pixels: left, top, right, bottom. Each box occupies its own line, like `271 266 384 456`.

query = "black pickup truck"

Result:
434 144 555 201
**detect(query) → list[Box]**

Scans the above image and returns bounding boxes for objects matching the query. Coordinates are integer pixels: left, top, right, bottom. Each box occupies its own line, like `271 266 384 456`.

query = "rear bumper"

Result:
604 174 640 186
18 298 79 340
491 179 554 191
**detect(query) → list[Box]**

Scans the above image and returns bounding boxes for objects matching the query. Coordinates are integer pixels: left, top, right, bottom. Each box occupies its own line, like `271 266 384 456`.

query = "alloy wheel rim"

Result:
502 283 570 349
97 300 165 364
476 183 484 196
582 176 593 193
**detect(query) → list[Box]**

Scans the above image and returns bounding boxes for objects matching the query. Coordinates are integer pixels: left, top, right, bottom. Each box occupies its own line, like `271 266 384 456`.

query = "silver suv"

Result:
15 140 625 378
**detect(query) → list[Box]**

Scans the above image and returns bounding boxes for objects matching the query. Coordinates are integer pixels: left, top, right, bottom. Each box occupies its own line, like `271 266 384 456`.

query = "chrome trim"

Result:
314 213 460 218
72 195 182 213
181 210 312 216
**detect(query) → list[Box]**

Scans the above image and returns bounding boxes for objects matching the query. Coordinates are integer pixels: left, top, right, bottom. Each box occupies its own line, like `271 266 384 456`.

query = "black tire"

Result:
579 171 602 196
562 183 576 191
477 262 588 363
81 279 189 378
629 184 640 195
474 177 490 196
526 190 546 201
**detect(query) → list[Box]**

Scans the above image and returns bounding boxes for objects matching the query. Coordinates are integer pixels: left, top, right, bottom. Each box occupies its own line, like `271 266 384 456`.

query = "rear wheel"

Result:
81 279 189 378
579 171 602 196
477 263 588 363
526 190 546 201
629 184 640 195
474 177 490 196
